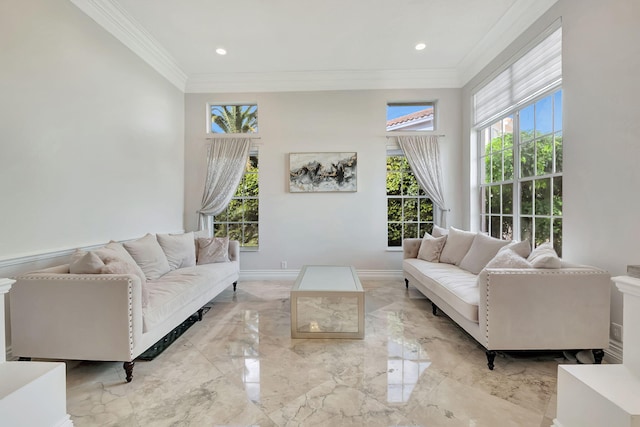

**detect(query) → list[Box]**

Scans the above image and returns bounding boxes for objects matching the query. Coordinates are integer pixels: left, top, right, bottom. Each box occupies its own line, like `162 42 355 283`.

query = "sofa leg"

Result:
233 281 237 292
593 349 605 364
486 351 496 370
431 302 438 316
197 308 204 321
404 278 409 289
123 361 135 383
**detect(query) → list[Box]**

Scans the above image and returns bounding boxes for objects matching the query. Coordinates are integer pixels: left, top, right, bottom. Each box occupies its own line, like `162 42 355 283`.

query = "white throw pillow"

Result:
197 237 230 264
69 250 105 274
417 234 447 262
123 234 171 280
100 261 150 307
499 239 532 258
485 248 533 268
91 242 148 283
459 232 512 274
439 227 476 265
431 224 448 238
527 242 562 268
157 232 196 270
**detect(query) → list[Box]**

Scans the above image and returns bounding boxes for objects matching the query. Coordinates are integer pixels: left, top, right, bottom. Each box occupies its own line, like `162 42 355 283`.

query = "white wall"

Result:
185 89 462 274
462 0 640 333
0 0 185 261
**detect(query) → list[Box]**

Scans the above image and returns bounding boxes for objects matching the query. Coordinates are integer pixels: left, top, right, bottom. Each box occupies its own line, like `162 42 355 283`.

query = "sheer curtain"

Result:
198 137 252 232
397 135 448 226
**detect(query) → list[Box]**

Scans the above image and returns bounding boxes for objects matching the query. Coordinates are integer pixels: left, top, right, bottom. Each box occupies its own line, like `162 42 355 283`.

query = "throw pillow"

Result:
485 248 533 268
439 227 476 265
69 250 105 274
499 239 532 258
100 261 150 307
527 242 562 268
123 234 171 280
459 232 512 274
197 236 230 264
417 234 447 262
431 224 448 238
157 232 196 270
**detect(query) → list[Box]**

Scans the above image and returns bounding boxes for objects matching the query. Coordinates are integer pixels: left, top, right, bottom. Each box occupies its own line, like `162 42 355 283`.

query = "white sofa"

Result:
402 227 611 370
9 233 239 382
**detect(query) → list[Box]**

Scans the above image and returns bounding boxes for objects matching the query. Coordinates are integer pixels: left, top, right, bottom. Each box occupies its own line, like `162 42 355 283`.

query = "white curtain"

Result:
397 135 448 226
198 137 252 232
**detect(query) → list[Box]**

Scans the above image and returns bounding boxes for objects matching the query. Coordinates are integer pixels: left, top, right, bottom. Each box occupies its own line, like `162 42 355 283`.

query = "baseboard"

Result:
239 269 403 281
605 339 623 364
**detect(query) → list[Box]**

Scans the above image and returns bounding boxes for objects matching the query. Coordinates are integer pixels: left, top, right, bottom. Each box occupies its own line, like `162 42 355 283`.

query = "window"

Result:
386 154 434 247
213 154 259 248
479 91 562 254
475 25 562 254
386 103 435 132
209 104 257 134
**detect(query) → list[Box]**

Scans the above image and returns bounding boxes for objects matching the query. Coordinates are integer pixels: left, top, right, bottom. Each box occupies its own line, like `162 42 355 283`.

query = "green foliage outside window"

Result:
213 155 259 247
387 156 433 247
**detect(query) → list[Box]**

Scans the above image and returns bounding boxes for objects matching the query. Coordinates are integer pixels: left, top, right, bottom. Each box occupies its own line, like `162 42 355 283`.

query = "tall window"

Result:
475 25 562 254
213 154 259 248
479 90 562 253
386 154 434 247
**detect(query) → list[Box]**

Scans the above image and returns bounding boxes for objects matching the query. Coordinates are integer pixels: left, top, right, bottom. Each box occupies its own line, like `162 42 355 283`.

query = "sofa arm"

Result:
10 271 144 362
477 267 611 350
402 238 422 259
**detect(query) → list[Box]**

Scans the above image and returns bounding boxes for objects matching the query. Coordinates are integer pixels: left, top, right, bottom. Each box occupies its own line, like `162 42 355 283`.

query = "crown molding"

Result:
185 69 462 94
458 0 559 86
69 0 188 91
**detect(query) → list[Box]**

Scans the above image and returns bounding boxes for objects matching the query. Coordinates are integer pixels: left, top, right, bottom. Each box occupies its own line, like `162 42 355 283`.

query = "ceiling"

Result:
71 0 558 92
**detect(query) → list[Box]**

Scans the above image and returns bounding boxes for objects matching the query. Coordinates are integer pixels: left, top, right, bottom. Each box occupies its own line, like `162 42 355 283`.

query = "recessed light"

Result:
216 48 227 55
415 43 426 51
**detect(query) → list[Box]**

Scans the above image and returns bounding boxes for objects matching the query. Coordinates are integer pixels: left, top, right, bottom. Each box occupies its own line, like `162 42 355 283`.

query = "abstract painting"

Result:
289 152 357 192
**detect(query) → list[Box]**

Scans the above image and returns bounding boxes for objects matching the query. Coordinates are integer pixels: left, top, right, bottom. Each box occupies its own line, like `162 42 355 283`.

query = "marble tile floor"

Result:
65 280 566 426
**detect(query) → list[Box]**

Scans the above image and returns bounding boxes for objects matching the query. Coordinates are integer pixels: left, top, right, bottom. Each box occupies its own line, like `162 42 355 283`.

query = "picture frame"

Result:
289 152 357 193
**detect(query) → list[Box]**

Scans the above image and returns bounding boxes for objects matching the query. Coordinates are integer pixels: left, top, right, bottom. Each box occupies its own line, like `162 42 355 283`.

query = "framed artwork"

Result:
289 152 357 192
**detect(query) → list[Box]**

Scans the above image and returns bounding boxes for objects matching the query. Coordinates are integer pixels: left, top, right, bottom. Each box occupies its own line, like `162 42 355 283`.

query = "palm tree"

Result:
211 105 257 133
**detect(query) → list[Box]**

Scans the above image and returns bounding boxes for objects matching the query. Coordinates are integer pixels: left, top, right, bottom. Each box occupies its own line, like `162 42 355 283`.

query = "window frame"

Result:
213 150 259 250
386 151 434 248
477 88 563 254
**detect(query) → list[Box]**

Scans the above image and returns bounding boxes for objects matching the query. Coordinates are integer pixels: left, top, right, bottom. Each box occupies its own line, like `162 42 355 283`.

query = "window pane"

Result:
386 103 435 131
554 90 563 131
404 223 418 239
214 209 228 222
535 96 553 136
490 216 501 238
553 218 563 257
243 224 259 247
535 178 551 216
388 223 402 246
490 185 501 213
520 105 534 142
520 142 535 178
403 199 418 221
552 177 562 216
483 187 490 215
388 198 402 222
520 216 533 243
502 216 513 240
484 155 492 184
536 136 554 176
521 181 533 215
210 104 258 134
228 199 243 222
245 175 258 197
387 172 402 196
555 132 563 173
419 199 433 222
535 217 551 246
213 223 227 237
419 223 433 238
246 199 259 221
503 147 514 181
402 173 420 196
503 184 513 215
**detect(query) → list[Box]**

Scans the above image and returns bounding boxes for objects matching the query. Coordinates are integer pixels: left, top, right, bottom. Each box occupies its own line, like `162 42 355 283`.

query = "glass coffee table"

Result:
290 265 364 339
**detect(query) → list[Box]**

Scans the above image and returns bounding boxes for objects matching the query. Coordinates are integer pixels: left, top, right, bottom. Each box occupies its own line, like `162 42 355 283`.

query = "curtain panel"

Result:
198 137 252 232
397 135 448 227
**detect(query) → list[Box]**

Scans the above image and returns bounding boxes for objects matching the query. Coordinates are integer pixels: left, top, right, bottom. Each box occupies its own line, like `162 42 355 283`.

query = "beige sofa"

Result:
403 227 611 370
9 233 239 382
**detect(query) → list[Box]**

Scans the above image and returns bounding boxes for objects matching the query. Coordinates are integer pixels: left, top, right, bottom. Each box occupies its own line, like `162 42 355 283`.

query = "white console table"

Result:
0 278 73 427
553 275 640 427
